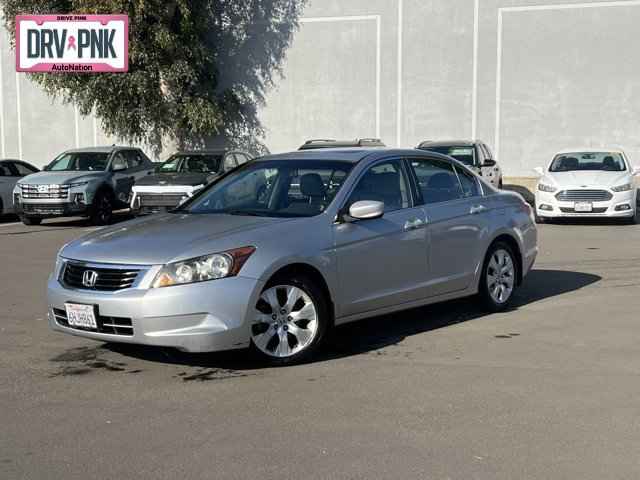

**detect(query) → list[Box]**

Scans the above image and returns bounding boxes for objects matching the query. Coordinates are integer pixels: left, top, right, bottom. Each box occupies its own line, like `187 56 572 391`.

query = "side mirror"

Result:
533 166 544 176
348 200 385 221
483 159 497 167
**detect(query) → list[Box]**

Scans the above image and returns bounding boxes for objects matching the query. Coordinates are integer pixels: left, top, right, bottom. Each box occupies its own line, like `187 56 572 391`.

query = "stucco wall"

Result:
2 0 640 176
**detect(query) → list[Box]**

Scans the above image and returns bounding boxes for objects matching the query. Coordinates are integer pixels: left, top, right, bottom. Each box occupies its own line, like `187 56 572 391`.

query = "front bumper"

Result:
535 189 637 218
47 269 264 353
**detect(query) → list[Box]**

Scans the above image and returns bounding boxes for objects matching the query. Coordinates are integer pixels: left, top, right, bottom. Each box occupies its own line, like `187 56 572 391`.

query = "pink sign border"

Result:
15 14 129 73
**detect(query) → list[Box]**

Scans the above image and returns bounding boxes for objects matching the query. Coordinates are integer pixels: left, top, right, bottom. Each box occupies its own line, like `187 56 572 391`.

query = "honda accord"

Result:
48 148 538 364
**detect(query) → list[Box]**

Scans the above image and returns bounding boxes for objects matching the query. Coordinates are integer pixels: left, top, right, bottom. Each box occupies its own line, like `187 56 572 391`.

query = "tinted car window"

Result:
223 154 237 171
0 163 11 176
409 158 463 204
13 162 37 176
124 150 144 169
455 165 481 198
48 152 109 171
423 146 476 167
182 155 222 173
347 160 410 213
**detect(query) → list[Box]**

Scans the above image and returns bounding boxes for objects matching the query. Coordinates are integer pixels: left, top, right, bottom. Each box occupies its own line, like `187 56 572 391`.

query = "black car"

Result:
130 149 252 215
417 140 503 188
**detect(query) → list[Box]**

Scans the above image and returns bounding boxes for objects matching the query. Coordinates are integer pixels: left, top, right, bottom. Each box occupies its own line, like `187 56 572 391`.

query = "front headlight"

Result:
152 246 256 288
68 181 89 188
611 183 633 192
537 183 557 193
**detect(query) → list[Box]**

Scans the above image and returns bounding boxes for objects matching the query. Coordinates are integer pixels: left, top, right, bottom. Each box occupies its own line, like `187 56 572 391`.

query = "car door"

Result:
110 151 135 206
333 158 429 317
0 162 15 213
407 156 489 296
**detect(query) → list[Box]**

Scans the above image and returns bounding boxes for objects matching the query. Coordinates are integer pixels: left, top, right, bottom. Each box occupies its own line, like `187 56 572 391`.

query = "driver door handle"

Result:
404 218 426 231
470 204 487 215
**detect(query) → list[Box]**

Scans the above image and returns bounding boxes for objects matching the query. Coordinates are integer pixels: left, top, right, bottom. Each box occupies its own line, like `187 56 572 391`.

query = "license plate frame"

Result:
574 202 593 212
65 303 98 330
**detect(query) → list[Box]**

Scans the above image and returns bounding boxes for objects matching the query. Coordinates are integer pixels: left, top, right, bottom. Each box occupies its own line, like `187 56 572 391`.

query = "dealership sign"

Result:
16 14 128 73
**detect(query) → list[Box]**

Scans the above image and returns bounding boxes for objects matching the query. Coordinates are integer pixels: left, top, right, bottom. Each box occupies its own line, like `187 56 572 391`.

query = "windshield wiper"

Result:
225 209 270 217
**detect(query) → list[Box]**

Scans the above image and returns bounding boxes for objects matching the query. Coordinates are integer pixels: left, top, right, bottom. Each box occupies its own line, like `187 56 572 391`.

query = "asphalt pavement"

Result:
1 214 639 479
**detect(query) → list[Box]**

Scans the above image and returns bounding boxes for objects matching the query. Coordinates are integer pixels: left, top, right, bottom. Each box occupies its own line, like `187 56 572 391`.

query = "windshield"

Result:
158 154 222 174
424 146 476 166
181 160 353 218
46 152 109 171
549 152 626 172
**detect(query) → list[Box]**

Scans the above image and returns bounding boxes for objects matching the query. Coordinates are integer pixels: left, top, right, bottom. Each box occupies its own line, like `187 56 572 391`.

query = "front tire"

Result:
20 216 42 226
479 242 518 312
250 275 329 365
90 191 113 226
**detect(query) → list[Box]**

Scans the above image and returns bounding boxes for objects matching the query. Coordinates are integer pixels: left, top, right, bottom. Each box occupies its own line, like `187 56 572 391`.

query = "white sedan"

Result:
534 149 638 223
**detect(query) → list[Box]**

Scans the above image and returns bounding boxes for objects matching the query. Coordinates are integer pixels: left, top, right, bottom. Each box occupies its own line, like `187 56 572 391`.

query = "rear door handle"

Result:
470 205 487 215
404 218 426 231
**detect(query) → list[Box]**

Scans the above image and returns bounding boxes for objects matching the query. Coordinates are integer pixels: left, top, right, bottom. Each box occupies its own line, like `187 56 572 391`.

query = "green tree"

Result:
1 0 306 154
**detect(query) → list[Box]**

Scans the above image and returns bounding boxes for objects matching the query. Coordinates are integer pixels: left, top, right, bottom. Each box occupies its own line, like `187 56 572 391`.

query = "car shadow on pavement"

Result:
99 268 601 370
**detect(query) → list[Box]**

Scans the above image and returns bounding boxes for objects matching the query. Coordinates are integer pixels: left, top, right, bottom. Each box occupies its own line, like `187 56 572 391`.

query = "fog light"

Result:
539 204 553 211
615 204 631 211
74 193 85 204
13 193 20 205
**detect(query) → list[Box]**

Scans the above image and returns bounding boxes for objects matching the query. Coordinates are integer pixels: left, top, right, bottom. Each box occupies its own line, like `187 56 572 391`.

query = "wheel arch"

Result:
487 233 524 286
265 262 335 325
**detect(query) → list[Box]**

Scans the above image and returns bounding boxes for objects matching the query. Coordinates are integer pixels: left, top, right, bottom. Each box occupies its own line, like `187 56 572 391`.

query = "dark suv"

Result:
417 140 503 188
130 149 252 215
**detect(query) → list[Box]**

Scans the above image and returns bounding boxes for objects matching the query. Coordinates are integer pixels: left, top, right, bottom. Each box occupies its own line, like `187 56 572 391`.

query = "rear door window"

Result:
409 157 463 204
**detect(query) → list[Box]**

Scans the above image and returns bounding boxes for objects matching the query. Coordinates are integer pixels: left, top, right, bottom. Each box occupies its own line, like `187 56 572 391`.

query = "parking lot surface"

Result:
1 215 640 479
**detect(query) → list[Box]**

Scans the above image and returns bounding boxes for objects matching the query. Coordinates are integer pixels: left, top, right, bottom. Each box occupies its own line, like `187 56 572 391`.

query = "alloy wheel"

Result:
486 248 515 304
251 285 319 358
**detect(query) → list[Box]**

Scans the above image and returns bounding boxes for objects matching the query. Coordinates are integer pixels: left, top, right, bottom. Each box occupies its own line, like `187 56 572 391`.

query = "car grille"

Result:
62 262 141 291
20 184 69 199
559 207 608 214
555 190 613 202
52 308 134 336
22 203 67 215
138 193 185 207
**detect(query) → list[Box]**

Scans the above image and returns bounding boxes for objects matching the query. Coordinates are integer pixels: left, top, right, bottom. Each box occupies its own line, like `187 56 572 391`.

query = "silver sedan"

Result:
48 148 538 364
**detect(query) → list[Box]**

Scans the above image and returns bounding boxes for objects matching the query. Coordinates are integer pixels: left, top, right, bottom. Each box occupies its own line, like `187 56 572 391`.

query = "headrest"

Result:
427 172 457 189
300 173 325 198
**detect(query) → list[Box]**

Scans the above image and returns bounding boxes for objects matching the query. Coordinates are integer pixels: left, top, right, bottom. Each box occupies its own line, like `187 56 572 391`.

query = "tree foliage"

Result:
1 0 306 154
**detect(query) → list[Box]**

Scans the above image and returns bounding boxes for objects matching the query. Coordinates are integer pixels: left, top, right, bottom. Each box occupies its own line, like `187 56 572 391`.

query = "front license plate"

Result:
574 202 593 212
65 303 97 329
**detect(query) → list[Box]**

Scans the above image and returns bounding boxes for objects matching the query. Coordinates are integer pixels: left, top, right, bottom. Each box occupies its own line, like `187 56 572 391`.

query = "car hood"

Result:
544 170 631 188
61 213 293 265
17 171 105 185
134 172 215 187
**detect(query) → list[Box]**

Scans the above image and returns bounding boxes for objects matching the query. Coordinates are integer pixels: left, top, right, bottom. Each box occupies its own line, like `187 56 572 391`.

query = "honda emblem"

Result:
82 270 98 288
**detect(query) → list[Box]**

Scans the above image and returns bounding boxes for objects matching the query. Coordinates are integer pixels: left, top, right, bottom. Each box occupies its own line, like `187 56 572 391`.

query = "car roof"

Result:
256 148 452 164
171 149 229 155
418 140 478 148
299 138 386 150
554 147 626 155
63 146 135 154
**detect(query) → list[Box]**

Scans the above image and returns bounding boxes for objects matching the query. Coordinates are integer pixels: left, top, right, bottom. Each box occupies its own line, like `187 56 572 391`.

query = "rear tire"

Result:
20 216 41 226
250 274 329 365
479 241 519 312
90 191 113 226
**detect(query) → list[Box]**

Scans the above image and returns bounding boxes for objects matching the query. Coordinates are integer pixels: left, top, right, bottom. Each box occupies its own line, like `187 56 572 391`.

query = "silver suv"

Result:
47 148 537 365
418 140 503 188
14 146 154 225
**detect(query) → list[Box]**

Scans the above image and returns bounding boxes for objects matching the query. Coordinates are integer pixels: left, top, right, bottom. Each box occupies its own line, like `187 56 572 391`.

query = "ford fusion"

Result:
48 148 538 364
535 149 638 223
